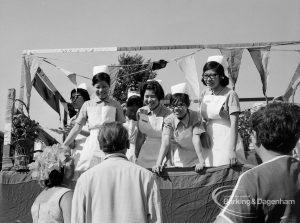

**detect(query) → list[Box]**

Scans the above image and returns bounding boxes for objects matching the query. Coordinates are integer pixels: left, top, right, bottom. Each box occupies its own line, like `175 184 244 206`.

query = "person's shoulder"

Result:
164 112 176 122
108 97 122 106
132 163 155 177
223 87 239 97
160 104 172 116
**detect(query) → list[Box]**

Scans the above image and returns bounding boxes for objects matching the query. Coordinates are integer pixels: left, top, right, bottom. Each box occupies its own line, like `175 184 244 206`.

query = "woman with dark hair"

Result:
123 94 143 162
63 83 90 170
63 65 125 171
30 145 74 223
153 83 207 172
200 55 244 166
135 80 172 168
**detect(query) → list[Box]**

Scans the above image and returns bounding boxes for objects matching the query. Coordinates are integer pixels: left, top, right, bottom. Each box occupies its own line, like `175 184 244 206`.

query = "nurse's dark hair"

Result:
70 88 90 101
98 122 129 153
140 80 165 101
44 168 64 188
201 61 229 87
170 93 190 107
92 73 111 86
126 95 143 108
250 102 300 154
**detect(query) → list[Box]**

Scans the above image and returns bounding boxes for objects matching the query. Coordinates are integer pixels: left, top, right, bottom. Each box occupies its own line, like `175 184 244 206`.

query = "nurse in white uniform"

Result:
135 80 172 168
63 65 125 171
200 55 245 166
153 83 207 173
66 83 90 169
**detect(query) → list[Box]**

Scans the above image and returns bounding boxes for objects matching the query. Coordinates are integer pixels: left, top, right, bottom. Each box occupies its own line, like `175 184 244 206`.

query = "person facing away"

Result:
71 122 163 223
123 94 143 162
62 65 125 172
214 102 300 223
135 80 172 168
29 144 75 223
199 55 245 167
152 83 208 173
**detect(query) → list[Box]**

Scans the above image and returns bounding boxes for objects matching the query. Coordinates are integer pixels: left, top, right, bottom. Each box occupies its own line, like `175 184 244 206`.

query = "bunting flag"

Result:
220 49 244 89
175 54 201 98
109 66 121 95
21 56 40 109
32 68 60 114
283 61 300 101
57 67 77 86
248 47 271 97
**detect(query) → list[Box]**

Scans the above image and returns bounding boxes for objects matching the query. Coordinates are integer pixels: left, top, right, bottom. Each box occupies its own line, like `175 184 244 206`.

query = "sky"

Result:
0 0 300 142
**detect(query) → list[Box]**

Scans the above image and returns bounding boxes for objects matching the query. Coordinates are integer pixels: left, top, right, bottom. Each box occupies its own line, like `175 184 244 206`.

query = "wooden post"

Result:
18 55 26 112
2 89 16 170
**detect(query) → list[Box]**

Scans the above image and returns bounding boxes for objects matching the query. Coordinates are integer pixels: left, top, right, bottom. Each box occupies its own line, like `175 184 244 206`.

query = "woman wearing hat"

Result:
62 83 90 170
153 83 207 172
200 55 244 166
135 80 172 168
63 65 125 171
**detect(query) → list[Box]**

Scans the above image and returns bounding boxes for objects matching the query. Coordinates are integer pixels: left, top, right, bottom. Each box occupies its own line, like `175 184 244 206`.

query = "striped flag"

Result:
248 47 271 97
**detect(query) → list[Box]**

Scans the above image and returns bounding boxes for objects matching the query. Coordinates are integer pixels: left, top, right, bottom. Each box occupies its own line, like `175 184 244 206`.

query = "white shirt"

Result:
71 153 163 223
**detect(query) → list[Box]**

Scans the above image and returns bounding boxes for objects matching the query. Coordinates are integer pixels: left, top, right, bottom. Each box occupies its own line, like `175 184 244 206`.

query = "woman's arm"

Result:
60 191 73 223
135 129 146 158
229 112 239 151
63 123 83 147
152 133 170 173
193 134 205 172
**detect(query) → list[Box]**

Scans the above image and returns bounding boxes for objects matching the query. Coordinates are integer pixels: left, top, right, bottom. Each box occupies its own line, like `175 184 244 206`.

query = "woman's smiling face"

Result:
203 69 221 89
94 81 110 100
143 90 159 110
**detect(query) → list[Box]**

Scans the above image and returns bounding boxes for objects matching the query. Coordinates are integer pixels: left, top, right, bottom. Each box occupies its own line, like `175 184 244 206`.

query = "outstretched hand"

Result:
152 164 164 174
195 162 205 173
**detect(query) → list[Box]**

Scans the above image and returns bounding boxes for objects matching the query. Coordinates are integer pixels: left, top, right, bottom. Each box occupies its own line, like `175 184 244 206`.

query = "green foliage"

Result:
12 114 39 142
238 109 252 151
112 53 157 103
12 113 40 156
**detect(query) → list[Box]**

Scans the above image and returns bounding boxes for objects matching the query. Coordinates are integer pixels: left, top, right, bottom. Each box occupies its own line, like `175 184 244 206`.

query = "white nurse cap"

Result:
127 91 140 99
147 79 163 85
77 83 88 90
171 83 189 95
93 65 110 76
207 55 230 78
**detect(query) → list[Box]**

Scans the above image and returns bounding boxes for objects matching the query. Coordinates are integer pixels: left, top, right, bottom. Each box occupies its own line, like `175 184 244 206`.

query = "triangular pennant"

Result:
175 54 201 99
21 56 40 110
248 46 271 97
58 67 77 86
283 62 300 101
220 48 244 90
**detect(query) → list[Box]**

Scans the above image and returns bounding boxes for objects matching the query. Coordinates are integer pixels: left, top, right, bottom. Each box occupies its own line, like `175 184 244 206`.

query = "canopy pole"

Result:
22 41 300 55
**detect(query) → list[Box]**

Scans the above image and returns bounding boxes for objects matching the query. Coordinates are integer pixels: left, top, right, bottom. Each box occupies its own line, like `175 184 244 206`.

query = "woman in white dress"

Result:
153 83 207 173
63 84 90 170
135 80 172 168
63 65 125 171
200 55 245 166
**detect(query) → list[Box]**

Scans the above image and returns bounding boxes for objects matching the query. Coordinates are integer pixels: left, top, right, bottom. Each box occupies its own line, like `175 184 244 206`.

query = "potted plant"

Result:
11 113 39 170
